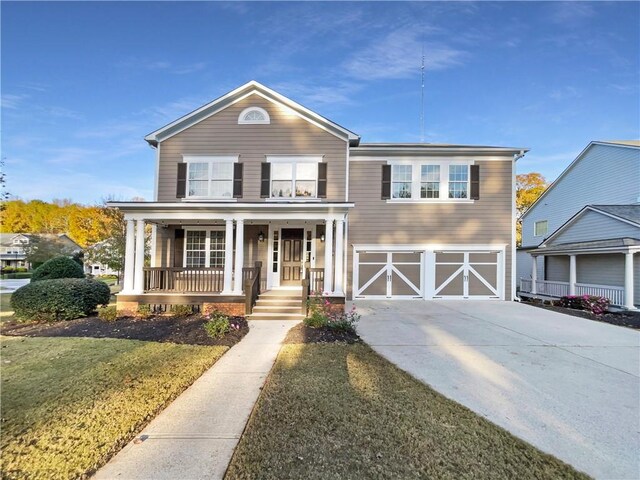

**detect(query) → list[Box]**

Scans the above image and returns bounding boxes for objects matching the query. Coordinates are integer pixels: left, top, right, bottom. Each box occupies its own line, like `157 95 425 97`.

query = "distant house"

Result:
517 141 640 309
84 240 120 277
0 233 82 270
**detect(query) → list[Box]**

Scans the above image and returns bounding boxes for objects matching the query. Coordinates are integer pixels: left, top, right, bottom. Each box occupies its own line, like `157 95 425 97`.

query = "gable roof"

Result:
521 140 640 220
144 80 360 147
541 204 640 246
0 233 82 250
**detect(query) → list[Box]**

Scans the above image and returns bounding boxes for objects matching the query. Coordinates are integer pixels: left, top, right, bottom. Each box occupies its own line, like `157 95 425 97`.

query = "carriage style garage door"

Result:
354 247 503 300
433 251 501 299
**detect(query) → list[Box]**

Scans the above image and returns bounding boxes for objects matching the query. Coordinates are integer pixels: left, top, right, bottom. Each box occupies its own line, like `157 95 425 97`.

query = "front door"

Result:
281 228 304 285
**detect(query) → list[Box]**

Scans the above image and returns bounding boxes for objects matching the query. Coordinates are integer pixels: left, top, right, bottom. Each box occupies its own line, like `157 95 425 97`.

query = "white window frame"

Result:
238 106 270 125
387 160 474 203
534 220 548 237
266 155 323 201
183 227 227 268
183 155 239 200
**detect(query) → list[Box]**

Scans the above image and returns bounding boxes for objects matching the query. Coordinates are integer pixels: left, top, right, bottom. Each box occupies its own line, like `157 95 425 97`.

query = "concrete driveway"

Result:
356 300 640 480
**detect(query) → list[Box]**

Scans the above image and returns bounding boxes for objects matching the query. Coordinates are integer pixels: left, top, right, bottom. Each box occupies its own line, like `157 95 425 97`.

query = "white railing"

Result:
519 278 625 306
576 283 625 306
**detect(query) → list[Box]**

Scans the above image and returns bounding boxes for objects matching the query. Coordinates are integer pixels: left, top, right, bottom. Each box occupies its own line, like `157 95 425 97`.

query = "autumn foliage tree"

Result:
516 172 548 245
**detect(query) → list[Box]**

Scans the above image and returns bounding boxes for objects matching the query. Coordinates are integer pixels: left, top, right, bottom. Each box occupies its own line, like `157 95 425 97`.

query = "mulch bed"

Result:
0 315 249 346
524 301 640 330
284 323 361 344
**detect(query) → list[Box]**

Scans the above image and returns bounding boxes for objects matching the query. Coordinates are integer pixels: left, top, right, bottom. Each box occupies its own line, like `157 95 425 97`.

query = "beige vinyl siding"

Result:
545 256 569 282
154 226 173 268
347 159 514 299
157 94 347 202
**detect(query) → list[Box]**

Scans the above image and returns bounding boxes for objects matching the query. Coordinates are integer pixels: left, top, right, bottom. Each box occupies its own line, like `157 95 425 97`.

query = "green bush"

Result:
97 305 118 322
169 304 194 317
203 312 231 339
304 309 328 328
31 256 84 283
11 278 111 322
136 304 153 319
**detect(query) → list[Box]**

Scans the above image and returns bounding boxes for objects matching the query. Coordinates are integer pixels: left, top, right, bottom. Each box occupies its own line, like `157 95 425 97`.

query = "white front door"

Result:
433 251 500 299
355 250 423 299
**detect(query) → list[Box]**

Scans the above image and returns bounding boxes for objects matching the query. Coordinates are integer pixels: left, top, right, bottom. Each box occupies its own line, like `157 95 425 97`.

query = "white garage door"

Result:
433 251 500 299
354 251 423 299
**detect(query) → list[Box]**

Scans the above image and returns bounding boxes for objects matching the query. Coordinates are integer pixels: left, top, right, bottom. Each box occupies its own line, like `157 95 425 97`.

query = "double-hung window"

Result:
185 230 226 268
534 220 548 237
269 157 320 199
448 165 469 199
391 165 412 199
420 165 440 198
387 162 472 201
184 156 237 199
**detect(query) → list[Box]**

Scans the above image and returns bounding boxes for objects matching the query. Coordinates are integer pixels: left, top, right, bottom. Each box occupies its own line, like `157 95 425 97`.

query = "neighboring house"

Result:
0 233 82 269
517 141 640 308
110 81 527 318
84 240 120 277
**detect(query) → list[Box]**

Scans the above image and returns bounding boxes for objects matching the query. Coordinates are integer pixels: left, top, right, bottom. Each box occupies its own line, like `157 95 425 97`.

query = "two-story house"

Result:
111 81 526 319
0 233 82 270
517 141 640 309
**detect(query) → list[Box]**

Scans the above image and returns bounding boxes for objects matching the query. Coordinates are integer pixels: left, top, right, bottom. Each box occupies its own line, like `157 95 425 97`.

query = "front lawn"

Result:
226 343 588 479
1 335 228 479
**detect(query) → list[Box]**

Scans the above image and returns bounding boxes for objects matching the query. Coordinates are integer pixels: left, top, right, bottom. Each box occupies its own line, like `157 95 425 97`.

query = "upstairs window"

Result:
534 220 548 237
268 157 320 199
385 162 473 201
420 165 440 198
391 165 412 199
448 165 469 199
238 106 270 124
184 156 238 199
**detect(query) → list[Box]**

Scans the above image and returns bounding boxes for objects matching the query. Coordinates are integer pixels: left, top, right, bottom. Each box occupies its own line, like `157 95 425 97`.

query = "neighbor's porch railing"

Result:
519 278 625 306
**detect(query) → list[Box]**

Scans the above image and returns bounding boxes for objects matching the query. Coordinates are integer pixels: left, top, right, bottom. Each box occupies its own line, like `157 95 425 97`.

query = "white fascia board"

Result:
123 211 349 222
108 202 354 209
352 244 507 251
349 155 514 162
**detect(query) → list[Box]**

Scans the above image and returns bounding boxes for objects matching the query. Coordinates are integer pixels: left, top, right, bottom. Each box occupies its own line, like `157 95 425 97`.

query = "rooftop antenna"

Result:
420 46 425 143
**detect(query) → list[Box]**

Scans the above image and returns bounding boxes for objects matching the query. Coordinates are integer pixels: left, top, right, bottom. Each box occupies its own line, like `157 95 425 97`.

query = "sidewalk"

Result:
94 320 298 480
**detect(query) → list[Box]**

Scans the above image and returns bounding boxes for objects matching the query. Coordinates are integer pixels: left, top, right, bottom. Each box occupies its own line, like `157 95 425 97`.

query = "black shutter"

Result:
176 163 187 198
381 164 391 200
317 163 328 198
260 162 271 198
233 163 243 198
470 165 480 200
174 229 185 267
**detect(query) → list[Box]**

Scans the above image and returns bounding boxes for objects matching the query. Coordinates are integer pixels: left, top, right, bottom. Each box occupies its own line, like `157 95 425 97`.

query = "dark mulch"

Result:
524 301 640 330
0 315 249 346
284 323 361 344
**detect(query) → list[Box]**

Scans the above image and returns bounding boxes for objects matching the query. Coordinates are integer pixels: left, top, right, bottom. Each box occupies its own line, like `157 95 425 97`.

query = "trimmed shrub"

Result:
31 256 84 283
136 304 153 319
203 311 232 339
558 295 610 315
98 305 118 322
11 278 111 322
169 304 194 317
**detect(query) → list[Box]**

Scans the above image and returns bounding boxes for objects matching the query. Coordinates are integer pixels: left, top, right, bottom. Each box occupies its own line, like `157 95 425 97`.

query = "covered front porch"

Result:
110 201 352 314
519 240 639 310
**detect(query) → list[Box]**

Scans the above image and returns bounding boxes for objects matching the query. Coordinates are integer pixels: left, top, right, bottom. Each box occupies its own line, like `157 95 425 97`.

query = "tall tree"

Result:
516 172 548 245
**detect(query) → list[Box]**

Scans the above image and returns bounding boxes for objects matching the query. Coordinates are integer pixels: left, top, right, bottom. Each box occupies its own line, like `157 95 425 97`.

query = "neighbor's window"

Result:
391 164 412 199
420 165 440 198
534 220 548 237
271 161 318 198
186 157 235 198
448 164 469 199
185 230 226 268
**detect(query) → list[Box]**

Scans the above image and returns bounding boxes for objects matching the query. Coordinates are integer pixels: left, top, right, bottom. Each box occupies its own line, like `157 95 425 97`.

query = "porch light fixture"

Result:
320 233 325 242
258 231 265 242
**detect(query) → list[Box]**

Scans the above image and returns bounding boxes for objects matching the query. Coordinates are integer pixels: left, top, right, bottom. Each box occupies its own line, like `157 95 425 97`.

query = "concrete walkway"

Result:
357 300 640 480
94 320 299 480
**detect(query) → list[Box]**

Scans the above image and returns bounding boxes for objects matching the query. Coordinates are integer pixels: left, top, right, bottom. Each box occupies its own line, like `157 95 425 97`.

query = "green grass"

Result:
226 344 589 480
1 335 228 479
0 292 13 313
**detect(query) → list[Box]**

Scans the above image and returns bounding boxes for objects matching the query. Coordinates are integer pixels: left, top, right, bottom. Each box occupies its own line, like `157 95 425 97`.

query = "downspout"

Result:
512 150 526 301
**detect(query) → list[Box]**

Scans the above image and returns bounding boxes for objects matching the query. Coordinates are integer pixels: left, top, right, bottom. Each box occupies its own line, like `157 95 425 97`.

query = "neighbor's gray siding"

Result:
521 144 640 249
156 93 348 202
347 158 514 299
549 210 640 245
545 256 569 282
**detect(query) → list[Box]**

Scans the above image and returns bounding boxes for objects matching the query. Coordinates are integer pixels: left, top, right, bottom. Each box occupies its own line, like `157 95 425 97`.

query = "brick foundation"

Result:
203 302 246 317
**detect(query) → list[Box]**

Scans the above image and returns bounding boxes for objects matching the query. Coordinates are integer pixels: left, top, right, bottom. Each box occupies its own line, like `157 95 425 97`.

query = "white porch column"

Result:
122 219 135 293
323 219 334 294
531 255 537 294
569 255 577 295
132 220 146 294
333 218 345 295
222 219 234 294
233 219 245 294
624 252 635 310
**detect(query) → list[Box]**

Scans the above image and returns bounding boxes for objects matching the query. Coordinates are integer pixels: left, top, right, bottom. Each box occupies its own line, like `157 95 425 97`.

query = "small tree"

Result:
23 236 77 269
516 173 548 246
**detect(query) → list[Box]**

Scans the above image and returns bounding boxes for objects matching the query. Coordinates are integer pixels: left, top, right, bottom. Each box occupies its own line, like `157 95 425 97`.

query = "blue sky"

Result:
2 1 639 204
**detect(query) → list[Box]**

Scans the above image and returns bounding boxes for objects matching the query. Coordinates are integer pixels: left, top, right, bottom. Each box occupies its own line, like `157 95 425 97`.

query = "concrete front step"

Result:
253 306 302 313
247 313 305 321
255 299 301 307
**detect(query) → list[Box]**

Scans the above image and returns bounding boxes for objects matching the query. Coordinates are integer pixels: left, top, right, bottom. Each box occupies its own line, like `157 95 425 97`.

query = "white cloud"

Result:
1 94 29 109
549 86 581 101
271 81 361 107
550 2 595 25
344 29 465 80
117 58 207 75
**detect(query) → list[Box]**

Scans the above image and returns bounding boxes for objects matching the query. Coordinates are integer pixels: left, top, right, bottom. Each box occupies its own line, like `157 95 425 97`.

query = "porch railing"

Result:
519 278 625 306
306 268 325 294
144 267 224 293
575 283 625 306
